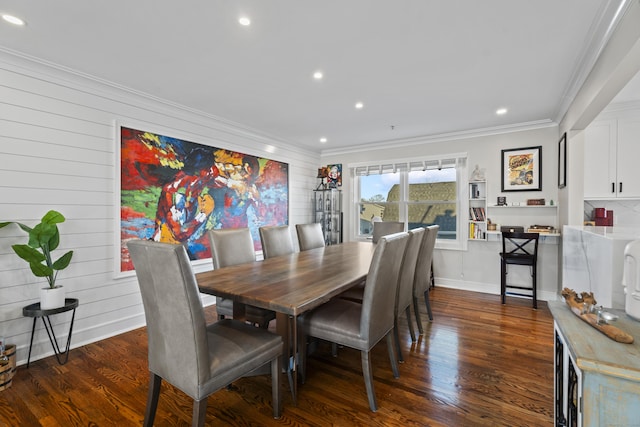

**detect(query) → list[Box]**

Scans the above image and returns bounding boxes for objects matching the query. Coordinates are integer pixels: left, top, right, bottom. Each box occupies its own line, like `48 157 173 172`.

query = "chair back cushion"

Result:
127 240 209 396
414 225 439 297
296 223 325 251
372 221 404 243
396 228 425 312
208 228 256 268
259 225 295 258
361 232 409 343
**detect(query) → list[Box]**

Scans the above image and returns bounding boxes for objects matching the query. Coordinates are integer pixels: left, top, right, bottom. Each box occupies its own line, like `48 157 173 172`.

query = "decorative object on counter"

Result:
0 210 74 310
487 219 496 231
527 225 554 233
500 226 524 233
526 198 545 206
501 145 542 192
471 164 485 181
496 196 507 206
561 288 633 343
558 132 567 189
592 207 614 226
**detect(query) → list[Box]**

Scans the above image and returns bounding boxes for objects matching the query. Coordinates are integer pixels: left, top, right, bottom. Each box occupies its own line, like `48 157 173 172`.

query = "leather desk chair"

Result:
259 225 295 259
500 232 540 309
413 225 439 334
127 240 283 426
371 221 404 243
295 223 325 251
298 232 409 412
208 228 276 328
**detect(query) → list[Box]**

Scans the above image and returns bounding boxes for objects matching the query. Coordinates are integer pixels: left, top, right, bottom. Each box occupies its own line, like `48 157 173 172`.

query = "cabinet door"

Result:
584 119 617 199
616 117 640 198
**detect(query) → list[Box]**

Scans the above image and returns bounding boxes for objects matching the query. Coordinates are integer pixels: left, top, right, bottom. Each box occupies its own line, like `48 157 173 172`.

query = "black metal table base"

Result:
23 298 79 368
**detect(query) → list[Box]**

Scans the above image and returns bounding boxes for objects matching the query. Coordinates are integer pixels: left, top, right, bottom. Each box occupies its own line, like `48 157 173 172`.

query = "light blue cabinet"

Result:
549 301 640 426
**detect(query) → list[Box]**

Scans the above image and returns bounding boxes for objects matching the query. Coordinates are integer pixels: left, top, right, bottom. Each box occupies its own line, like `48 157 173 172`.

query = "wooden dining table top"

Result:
196 241 376 316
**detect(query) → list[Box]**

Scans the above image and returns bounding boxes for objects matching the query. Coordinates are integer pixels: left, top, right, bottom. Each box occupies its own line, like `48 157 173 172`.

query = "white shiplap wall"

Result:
0 50 319 365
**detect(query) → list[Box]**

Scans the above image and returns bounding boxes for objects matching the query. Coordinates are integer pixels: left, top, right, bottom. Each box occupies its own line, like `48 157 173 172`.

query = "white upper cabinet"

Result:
585 113 640 199
616 116 640 198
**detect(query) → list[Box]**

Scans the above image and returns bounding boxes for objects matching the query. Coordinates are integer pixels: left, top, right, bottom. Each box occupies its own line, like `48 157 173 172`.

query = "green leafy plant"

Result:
0 210 74 289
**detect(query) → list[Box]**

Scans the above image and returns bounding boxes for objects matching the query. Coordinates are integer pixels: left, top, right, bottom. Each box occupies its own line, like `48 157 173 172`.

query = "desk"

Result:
23 298 78 367
196 241 375 402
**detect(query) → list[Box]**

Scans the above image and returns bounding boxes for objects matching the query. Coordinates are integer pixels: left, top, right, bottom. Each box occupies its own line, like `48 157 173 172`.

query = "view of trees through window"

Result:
357 168 457 239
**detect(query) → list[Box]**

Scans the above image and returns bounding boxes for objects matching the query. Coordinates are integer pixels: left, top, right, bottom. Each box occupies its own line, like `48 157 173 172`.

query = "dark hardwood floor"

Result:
0 288 554 426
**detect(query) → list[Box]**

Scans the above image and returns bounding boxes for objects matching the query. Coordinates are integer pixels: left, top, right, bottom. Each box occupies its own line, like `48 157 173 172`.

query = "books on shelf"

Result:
468 207 485 221
468 222 485 240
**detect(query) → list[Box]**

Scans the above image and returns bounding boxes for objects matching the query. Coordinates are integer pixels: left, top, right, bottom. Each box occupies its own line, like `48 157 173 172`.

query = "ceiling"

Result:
0 1 635 152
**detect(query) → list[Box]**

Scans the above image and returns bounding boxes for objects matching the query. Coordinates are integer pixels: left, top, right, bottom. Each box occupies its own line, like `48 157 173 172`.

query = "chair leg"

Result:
500 259 506 304
405 306 416 342
360 350 378 412
393 317 404 363
192 398 207 427
532 265 538 310
298 331 307 384
143 373 162 427
413 296 424 335
386 333 399 379
271 356 282 419
423 290 433 321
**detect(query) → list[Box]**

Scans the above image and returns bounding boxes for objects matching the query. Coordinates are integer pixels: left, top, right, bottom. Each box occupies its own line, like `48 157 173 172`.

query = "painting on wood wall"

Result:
118 125 289 273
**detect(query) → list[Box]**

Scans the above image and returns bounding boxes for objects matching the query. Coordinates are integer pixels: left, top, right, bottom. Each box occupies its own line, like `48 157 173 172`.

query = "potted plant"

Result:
0 210 74 309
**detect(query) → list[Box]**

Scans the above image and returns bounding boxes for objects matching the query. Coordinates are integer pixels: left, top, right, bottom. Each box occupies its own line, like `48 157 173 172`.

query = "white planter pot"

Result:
40 286 65 310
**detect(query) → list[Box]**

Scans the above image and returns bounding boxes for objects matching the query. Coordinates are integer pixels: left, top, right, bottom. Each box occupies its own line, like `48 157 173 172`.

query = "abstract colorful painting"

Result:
119 126 288 272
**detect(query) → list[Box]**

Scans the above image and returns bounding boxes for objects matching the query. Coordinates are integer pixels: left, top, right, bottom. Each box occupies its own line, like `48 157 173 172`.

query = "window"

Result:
352 154 467 250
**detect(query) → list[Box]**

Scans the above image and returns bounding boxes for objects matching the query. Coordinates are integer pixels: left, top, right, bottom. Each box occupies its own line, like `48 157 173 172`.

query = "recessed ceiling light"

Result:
496 108 508 115
320 137 327 143
238 16 251 26
355 102 364 109
313 71 323 80
2 14 25 26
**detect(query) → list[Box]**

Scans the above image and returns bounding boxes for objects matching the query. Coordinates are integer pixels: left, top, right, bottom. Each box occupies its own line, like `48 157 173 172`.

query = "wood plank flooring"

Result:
0 288 554 426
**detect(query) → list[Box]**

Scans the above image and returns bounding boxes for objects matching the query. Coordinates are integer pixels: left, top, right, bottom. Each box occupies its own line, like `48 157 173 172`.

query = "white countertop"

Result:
565 225 640 240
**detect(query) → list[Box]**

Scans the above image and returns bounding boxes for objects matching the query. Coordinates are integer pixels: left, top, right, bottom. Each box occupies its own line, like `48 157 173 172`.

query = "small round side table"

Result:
22 298 79 367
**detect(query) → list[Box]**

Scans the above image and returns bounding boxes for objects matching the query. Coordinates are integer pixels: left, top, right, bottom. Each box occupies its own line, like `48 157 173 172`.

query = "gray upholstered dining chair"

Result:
371 221 404 243
208 228 276 328
295 223 325 251
127 240 283 426
259 225 295 259
413 224 439 334
393 227 425 362
338 228 424 364
297 232 409 412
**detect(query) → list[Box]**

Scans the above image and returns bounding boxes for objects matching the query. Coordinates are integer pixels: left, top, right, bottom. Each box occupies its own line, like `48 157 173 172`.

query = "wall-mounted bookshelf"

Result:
468 180 487 241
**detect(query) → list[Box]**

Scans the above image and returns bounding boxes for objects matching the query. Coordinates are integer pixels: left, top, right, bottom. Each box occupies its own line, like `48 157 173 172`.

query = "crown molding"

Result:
553 0 633 124
321 120 556 157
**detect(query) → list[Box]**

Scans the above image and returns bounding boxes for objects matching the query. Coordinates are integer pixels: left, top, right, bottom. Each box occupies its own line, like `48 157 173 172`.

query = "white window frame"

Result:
349 153 468 251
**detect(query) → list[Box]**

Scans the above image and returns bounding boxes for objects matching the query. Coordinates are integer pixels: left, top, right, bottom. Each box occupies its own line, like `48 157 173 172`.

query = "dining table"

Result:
196 241 376 403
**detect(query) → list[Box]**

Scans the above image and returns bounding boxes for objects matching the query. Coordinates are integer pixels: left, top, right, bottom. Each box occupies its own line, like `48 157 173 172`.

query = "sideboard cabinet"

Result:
549 301 640 426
